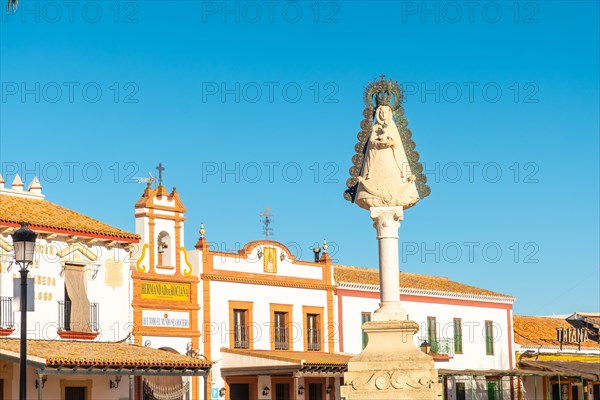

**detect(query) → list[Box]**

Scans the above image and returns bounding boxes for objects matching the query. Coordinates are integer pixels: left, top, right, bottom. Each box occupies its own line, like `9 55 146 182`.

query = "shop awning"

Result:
0 339 211 376
438 368 564 377
220 348 351 376
518 360 600 381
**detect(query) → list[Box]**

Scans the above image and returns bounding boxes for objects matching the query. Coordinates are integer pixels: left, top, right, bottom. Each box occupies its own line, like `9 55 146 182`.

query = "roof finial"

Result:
259 208 273 240
156 162 165 186
199 223 205 238
322 239 328 253
380 73 386 81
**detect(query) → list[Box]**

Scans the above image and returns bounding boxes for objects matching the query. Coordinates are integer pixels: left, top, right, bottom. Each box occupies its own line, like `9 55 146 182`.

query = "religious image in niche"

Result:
344 76 430 210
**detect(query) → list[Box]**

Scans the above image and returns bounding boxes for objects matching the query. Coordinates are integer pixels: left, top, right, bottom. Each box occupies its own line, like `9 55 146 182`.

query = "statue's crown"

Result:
375 91 393 107
364 74 402 111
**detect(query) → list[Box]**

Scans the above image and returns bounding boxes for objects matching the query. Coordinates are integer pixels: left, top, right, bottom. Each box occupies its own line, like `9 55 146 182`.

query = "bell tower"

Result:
130 164 201 399
134 164 187 275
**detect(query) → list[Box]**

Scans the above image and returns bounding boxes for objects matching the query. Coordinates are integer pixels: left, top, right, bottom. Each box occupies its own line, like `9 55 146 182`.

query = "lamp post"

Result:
12 222 37 400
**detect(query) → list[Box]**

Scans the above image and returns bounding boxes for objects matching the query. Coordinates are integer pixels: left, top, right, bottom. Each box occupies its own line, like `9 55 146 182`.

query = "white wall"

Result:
211 246 323 280
208 281 330 355
339 292 513 370
0 235 132 342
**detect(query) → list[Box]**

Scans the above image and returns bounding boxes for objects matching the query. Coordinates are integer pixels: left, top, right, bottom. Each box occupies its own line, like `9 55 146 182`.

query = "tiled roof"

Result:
220 348 351 366
0 339 210 368
334 264 512 299
0 194 139 241
514 316 600 349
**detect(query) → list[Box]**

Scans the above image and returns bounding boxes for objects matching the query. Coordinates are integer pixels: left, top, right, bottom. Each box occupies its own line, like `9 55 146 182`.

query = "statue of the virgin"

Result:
345 76 430 210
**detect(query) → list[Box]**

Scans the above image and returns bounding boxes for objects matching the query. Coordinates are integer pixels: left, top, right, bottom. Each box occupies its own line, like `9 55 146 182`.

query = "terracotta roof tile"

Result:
0 339 210 368
514 315 600 349
0 194 139 241
334 264 512 299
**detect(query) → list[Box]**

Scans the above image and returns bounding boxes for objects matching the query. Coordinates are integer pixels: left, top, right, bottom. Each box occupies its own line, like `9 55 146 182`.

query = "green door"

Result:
487 380 502 400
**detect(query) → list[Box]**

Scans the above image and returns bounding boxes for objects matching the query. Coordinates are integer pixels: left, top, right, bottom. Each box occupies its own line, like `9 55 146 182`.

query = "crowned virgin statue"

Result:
345 76 430 210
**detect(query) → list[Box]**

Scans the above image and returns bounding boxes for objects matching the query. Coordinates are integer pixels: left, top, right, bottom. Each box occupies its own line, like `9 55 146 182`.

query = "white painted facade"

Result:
337 281 516 400
0 178 522 400
0 176 135 400
338 287 514 370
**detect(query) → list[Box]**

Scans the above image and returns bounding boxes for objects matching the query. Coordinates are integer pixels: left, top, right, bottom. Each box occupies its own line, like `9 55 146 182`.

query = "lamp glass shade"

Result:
11 223 37 264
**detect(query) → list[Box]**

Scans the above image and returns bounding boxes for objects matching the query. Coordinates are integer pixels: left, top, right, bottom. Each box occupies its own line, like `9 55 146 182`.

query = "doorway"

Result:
229 384 250 400
275 383 291 400
308 383 323 400
65 386 87 400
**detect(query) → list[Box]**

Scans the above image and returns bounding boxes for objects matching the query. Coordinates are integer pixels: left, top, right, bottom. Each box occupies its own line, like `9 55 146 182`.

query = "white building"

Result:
129 181 519 400
334 264 517 400
1 177 521 400
0 176 209 400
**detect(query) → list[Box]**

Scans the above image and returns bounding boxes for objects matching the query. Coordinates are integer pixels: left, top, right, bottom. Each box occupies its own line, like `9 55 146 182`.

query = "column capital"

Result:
370 207 404 239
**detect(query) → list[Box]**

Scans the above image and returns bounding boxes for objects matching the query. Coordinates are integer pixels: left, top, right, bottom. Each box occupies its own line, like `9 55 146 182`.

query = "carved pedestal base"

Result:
341 320 442 400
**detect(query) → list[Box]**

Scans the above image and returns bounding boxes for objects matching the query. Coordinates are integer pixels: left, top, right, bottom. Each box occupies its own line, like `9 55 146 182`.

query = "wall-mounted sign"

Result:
13 277 34 312
140 281 190 301
142 310 190 328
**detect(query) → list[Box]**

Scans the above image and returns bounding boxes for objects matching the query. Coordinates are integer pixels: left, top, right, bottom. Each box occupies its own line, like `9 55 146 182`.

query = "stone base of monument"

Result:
340 320 442 400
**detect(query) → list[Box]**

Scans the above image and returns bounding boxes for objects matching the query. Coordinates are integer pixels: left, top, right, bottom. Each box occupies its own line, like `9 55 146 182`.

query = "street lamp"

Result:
12 222 37 400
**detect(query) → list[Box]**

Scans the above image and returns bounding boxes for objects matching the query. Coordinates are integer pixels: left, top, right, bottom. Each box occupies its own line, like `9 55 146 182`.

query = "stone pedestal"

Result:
341 320 441 399
341 207 441 399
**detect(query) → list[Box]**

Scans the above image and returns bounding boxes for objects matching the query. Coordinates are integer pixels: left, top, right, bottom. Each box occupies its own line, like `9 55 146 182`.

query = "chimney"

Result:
27 176 43 195
11 174 24 191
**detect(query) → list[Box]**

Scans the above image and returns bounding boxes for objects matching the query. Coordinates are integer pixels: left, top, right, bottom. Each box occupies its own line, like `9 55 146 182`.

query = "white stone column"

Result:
370 206 406 321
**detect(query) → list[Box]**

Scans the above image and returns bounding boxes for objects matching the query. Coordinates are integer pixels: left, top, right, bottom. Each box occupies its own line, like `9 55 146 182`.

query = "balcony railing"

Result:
58 301 99 332
234 325 250 349
0 297 14 329
419 336 455 358
274 326 289 350
307 328 321 351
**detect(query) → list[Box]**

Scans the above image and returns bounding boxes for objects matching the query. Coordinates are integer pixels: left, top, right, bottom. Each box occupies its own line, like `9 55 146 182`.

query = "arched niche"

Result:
156 231 172 267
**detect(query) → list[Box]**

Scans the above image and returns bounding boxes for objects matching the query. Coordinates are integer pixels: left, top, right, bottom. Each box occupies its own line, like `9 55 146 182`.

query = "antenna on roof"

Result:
259 208 273 240
133 172 157 186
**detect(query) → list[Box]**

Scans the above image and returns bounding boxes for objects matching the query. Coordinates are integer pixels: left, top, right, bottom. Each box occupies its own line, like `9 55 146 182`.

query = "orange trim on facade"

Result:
175 218 182 276
224 376 257 400
134 213 186 222
134 185 186 213
337 293 344 353
202 272 333 291
131 267 200 349
302 305 325 352
228 301 254 350
148 218 155 273
326 289 335 353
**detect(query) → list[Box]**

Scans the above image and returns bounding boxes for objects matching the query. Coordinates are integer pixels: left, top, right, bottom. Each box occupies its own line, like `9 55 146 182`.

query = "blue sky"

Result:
1 1 598 316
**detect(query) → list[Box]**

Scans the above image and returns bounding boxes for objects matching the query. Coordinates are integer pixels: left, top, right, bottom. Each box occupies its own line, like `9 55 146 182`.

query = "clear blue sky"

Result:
1 1 598 316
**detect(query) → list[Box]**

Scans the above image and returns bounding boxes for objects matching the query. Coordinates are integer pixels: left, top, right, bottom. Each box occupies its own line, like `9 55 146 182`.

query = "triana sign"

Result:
142 310 190 328
556 327 589 343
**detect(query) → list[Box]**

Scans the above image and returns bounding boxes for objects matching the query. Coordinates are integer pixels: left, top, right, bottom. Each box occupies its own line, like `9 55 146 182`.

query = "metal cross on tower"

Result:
259 208 273 240
156 162 165 186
